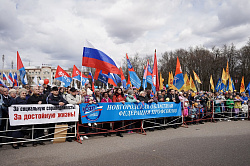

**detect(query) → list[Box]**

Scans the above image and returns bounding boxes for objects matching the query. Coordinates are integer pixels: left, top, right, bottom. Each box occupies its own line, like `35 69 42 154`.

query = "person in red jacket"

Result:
112 88 125 104
112 88 125 137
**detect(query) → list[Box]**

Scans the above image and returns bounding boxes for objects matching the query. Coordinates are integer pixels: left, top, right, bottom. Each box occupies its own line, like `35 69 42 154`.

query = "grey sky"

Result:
0 0 250 70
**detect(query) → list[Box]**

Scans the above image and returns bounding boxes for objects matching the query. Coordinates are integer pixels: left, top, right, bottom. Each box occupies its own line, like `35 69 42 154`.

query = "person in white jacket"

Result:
241 101 248 120
65 87 81 105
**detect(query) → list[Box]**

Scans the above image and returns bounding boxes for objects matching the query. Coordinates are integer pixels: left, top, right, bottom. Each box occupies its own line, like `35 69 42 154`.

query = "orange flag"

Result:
240 76 245 93
193 70 201 84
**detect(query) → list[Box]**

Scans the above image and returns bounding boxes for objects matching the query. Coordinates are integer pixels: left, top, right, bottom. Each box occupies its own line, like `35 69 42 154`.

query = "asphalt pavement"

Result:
0 121 250 166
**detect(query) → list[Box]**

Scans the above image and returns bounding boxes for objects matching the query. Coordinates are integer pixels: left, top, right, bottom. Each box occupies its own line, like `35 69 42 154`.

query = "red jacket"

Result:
113 94 125 102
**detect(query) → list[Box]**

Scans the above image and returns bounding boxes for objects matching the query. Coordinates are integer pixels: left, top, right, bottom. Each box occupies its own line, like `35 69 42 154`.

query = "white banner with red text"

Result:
9 104 79 126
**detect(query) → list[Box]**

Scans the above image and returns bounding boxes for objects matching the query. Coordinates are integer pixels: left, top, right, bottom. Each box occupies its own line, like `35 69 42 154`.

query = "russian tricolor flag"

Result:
82 41 120 75
108 73 117 87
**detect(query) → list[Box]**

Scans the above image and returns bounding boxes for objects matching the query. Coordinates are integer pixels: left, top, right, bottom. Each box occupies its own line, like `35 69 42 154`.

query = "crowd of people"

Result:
0 83 249 149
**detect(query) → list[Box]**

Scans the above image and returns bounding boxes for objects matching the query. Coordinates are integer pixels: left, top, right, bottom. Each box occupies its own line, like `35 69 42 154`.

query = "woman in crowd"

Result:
101 92 112 137
112 88 125 137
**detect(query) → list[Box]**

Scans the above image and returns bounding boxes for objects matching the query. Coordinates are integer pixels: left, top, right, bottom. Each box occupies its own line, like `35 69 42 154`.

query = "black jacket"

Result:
138 96 150 103
166 93 180 103
27 94 46 104
13 97 28 105
47 94 68 105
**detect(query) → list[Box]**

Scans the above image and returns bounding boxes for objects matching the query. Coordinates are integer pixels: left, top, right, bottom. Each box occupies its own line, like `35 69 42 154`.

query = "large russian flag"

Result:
82 41 120 74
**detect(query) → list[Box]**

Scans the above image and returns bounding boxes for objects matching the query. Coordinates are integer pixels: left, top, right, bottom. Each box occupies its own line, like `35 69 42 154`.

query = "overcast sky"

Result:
1 0 250 70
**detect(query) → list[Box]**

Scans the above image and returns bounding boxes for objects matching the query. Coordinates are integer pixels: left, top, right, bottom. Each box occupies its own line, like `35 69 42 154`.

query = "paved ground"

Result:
0 121 250 166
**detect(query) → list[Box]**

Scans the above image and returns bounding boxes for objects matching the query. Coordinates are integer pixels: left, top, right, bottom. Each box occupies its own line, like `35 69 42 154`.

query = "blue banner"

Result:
79 102 181 123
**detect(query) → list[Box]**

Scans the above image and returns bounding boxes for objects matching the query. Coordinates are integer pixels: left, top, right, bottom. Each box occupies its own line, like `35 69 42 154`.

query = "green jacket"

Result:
226 99 234 109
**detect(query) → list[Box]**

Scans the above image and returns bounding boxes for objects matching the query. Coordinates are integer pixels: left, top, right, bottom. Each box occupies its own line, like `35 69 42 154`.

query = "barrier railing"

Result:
212 100 249 121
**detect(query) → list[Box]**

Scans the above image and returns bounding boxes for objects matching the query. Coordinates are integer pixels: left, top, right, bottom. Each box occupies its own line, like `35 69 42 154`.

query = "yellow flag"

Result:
210 75 214 92
169 71 177 90
226 61 229 80
240 76 245 93
193 70 201 84
190 75 197 92
159 72 164 90
228 75 233 92
180 73 190 91
221 68 227 84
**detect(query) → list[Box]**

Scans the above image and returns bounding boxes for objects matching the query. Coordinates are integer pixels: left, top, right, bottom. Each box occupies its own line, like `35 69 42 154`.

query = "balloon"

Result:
165 84 169 88
44 79 49 85
39 80 44 85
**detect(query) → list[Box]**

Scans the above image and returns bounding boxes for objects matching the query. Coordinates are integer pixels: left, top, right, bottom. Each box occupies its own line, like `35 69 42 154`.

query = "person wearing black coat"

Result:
27 86 46 147
10 88 28 149
166 89 180 129
138 91 155 131
47 87 70 141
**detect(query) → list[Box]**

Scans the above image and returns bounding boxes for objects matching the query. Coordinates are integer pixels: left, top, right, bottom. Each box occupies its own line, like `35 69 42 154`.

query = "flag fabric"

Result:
173 57 184 90
159 72 164 90
0 77 8 89
226 61 229 80
82 41 120 74
126 54 141 89
119 67 127 89
240 76 245 93
152 50 159 92
180 73 190 91
221 68 227 84
33 75 38 85
190 76 197 92
72 65 88 86
246 82 250 93
146 63 153 85
93 69 101 80
2 72 7 81
226 75 233 92
168 71 177 90
13 72 18 87
126 72 132 89
8 72 14 85
215 78 225 92
113 74 121 83
108 73 117 87
17 51 27 85
210 75 215 92
88 72 95 91
97 71 109 84
55 65 72 87
3 72 13 85
193 70 201 84
143 61 149 90
72 65 83 81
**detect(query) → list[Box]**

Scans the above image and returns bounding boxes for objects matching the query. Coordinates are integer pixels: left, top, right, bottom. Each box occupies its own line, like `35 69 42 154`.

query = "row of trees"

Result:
121 39 250 91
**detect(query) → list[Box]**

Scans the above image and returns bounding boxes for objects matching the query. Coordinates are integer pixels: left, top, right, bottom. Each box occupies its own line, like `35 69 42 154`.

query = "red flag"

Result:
152 49 159 91
126 72 132 88
94 69 101 80
17 51 24 70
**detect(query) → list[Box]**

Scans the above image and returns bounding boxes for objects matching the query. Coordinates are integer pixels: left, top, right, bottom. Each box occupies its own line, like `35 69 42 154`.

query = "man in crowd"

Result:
27 86 46 146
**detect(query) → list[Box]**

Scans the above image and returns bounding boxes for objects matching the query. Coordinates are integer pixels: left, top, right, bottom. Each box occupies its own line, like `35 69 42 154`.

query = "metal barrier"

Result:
212 100 249 121
0 117 77 146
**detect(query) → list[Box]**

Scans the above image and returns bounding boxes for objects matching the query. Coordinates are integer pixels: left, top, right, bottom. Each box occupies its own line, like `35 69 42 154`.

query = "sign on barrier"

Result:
79 102 181 123
9 104 79 126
